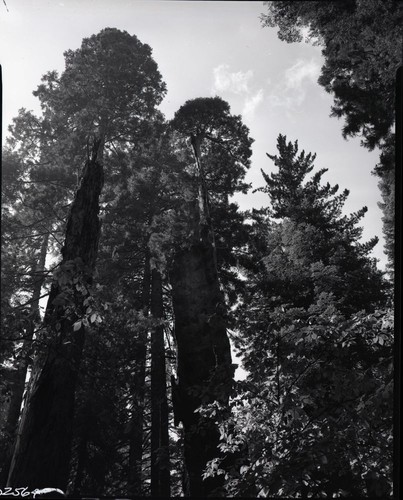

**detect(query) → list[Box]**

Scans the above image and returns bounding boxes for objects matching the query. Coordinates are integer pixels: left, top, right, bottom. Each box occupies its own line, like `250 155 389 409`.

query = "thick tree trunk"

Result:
0 233 49 485
170 241 233 497
7 144 104 491
128 248 151 497
150 268 170 498
169 132 233 497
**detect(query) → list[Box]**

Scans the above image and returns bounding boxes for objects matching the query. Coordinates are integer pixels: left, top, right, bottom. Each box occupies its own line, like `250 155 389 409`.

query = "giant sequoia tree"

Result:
6 28 165 490
169 97 253 496
7 142 105 490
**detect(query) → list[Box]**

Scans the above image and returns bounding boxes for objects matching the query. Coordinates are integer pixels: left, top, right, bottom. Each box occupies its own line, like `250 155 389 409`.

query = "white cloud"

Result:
212 64 253 95
211 64 264 121
284 59 320 89
267 58 321 110
243 89 264 119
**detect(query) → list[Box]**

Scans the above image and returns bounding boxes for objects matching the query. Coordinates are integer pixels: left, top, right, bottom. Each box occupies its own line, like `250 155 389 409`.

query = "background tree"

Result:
150 268 170 498
257 134 387 314
261 0 402 276
0 139 72 483
203 135 391 498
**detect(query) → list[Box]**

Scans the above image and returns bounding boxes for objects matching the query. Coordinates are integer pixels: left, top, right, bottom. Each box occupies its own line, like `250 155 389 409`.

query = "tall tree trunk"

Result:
7 142 104 491
0 232 49 485
170 242 233 497
170 133 234 497
150 268 170 498
128 248 151 497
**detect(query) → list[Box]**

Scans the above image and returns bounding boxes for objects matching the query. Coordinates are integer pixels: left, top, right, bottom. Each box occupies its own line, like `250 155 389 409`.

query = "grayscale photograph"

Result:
0 1 400 498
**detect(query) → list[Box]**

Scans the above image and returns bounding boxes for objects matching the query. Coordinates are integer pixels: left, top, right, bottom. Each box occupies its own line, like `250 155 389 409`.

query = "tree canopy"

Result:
261 0 401 150
34 28 166 150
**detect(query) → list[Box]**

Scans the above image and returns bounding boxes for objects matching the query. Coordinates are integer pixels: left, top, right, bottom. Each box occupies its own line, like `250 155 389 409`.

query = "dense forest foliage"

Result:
1 1 399 498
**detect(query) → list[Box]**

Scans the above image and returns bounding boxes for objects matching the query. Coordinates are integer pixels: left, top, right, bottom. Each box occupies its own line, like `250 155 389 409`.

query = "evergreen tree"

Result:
261 1 401 150
203 135 391 497
169 97 253 496
257 134 387 315
0 142 70 483
261 0 401 274
373 132 396 279
1 16 394 498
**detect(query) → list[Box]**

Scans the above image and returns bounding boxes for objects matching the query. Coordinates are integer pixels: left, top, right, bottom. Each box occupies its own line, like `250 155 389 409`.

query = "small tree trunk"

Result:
128 248 151 497
150 268 170 497
7 143 104 491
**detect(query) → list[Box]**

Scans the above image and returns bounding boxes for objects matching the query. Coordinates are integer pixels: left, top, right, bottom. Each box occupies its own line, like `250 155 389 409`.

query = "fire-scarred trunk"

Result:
170 143 234 492
167 96 252 496
169 116 235 497
7 142 104 491
170 238 233 497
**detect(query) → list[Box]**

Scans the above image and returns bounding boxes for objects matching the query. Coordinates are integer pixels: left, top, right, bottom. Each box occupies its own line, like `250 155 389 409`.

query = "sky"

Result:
0 0 387 274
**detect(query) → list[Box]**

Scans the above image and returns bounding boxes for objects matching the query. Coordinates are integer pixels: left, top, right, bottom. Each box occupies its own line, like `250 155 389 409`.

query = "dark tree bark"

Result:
150 268 170 498
7 142 104 491
169 123 234 497
72 416 90 497
128 248 151 497
171 142 233 495
170 241 233 497
0 367 26 486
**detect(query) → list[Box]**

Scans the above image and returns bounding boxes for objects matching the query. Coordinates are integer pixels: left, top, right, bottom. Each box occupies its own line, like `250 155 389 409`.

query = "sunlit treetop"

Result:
33 28 167 145
171 96 254 169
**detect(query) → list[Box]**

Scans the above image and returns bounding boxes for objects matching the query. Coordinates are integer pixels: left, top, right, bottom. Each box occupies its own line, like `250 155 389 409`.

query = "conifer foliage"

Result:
261 0 401 277
202 135 392 498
